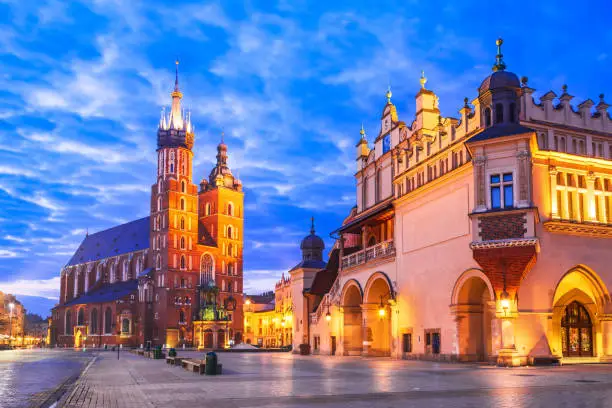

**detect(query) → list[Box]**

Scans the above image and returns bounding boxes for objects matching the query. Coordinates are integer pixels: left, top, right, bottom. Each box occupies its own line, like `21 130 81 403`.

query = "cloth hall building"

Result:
51 63 245 349
291 39 612 365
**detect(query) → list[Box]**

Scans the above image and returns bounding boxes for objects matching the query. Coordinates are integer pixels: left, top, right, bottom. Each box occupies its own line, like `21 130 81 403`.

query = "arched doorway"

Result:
218 329 225 348
74 329 82 348
341 281 363 356
364 274 393 357
452 272 494 362
552 265 609 359
204 329 213 348
561 302 593 357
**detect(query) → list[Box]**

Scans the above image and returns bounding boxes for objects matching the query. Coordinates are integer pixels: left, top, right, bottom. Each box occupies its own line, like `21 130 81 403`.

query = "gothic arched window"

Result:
156 254 162 270
123 260 129 281
65 310 72 335
227 243 233 257
181 180 186 193
109 263 116 283
200 254 214 285
180 236 185 249
180 255 186 269
157 196 162 212
169 151 175 173
228 203 233 216
227 226 233 239
180 198 185 211
495 103 504 124
104 307 112 334
180 217 185 230
90 309 98 334
484 107 492 127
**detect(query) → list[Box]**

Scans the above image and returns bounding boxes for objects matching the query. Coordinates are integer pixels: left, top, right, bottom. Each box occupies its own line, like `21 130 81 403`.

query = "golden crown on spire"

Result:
420 70 427 89
386 86 392 103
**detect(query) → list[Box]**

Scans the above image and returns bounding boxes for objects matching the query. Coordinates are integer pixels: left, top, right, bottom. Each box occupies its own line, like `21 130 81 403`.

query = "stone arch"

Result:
451 268 495 362
363 271 395 304
551 265 610 359
553 265 610 310
363 272 394 356
451 268 495 305
340 279 363 306
340 279 363 356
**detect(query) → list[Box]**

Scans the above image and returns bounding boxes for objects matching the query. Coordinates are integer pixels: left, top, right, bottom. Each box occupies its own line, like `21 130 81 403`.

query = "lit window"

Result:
382 133 391 154
490 173 513 209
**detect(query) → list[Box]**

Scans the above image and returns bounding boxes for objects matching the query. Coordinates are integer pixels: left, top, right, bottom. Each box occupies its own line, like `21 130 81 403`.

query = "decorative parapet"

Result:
543 220 612 238
341 239 396 270
469 237 539 250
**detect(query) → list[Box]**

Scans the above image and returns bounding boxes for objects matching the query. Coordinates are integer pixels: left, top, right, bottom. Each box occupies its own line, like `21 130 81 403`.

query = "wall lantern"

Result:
500 290 510 313
378 296 386 318
325 312 331 322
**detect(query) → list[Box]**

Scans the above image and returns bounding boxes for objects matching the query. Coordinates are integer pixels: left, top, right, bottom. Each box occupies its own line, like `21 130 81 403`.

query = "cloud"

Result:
0 277 61 299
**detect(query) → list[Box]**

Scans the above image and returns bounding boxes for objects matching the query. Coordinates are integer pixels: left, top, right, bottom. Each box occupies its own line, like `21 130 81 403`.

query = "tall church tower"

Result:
198 136 245 335
150 61 199 346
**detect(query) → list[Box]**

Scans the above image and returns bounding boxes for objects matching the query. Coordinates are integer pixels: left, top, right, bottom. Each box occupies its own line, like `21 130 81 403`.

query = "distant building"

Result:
292 39 612 365
51 62 245 349
0 292 26 346
243 274 294 348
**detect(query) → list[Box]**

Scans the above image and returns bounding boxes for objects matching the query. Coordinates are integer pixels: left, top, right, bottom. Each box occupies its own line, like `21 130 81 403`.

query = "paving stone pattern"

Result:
0 349 94 408
52 350 612 407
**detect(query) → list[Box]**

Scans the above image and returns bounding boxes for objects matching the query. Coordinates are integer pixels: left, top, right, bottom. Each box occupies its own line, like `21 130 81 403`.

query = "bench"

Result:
166 356 183 366
182 359 205 374
181 359 223 375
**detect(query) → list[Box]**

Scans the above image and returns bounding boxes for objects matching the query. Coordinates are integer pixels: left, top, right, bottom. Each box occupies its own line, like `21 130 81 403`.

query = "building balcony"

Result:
341 239 396 270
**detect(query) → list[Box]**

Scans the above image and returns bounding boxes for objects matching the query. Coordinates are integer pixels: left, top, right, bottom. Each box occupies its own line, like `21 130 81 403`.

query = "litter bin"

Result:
205 352 217 375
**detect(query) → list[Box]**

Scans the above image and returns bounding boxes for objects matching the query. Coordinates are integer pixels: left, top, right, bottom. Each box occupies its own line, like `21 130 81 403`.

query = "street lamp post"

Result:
8 303 15 348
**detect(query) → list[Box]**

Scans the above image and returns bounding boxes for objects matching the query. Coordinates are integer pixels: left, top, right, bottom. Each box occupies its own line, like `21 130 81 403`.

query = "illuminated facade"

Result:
51 63 245 349
243 275 293 348
294 39 612 365
0 292 25 346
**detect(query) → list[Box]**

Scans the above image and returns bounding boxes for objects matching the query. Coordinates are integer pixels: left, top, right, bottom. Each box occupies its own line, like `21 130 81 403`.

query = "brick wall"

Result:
479 213 526 241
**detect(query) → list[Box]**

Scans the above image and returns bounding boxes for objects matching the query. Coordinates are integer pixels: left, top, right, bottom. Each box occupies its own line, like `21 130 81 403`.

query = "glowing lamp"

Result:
245 299 251 305
378 307 386 317
500 290 510 311
325 312 331 322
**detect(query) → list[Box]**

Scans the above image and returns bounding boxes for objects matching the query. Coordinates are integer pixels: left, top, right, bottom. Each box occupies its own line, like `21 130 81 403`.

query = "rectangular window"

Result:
490 175 501 209
432 332 441 354
490 173 513 209
402 333 412 353
425 332 431 346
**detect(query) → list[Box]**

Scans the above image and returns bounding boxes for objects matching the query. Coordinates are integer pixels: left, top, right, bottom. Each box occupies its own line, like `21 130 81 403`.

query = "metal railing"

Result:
341 239 395 269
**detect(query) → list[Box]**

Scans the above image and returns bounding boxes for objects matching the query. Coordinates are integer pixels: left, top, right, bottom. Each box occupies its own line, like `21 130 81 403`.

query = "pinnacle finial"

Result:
386 85 392 103
174 59 180 92
420 70 427 89
360 123 365 138
492 37 506 72
310 216 315 235
221 130 225 144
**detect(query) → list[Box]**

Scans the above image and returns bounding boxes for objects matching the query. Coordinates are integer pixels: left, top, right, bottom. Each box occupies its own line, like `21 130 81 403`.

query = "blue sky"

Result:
0 0 610 316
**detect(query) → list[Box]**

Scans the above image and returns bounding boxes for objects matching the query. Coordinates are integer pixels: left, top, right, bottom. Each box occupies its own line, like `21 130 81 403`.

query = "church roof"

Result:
289 259 327 272
66 217 150 267
63 279 138 306
467 123 534 143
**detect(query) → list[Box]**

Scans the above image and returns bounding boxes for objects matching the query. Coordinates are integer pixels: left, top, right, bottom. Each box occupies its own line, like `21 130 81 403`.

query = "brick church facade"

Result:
51 63 244 349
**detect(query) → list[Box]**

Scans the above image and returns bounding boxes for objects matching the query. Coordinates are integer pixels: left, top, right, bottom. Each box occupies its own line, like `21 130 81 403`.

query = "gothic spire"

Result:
492 38 507 72
169 59 183 129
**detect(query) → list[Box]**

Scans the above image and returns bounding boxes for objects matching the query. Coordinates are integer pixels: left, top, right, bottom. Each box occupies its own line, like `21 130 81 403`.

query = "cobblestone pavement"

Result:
57 351 612 408
0 349 94 408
